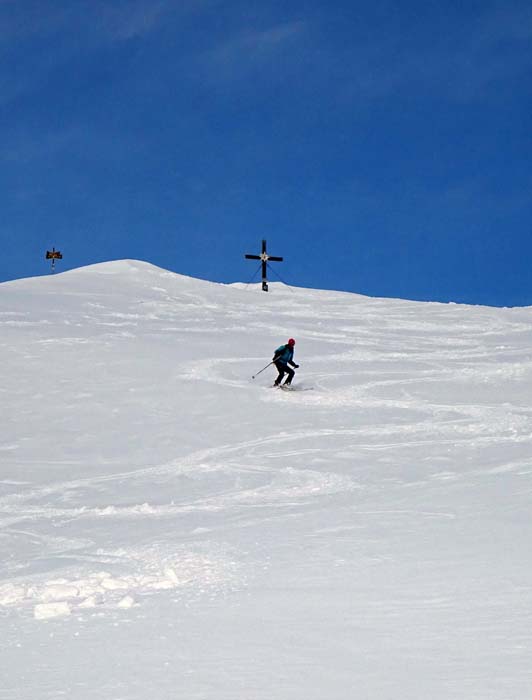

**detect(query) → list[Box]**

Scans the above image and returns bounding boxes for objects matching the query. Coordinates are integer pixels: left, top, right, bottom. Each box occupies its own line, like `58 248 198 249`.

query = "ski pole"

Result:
251 362 274 379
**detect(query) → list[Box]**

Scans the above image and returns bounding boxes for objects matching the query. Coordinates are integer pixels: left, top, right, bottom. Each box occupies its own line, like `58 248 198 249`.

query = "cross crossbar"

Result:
244 239 283 291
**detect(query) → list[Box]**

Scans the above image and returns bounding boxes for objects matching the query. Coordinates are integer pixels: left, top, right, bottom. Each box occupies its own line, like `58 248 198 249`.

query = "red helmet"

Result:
288 338 296 346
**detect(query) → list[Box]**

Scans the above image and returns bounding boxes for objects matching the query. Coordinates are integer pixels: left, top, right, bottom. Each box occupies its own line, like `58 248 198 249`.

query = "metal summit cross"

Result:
244 239 283 292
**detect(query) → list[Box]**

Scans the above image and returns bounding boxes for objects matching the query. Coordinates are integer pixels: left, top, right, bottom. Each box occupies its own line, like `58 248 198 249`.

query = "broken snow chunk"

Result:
78 595 101 609
100 577 130 591
164 568 179 584
138 503 155 514
117 595 136 609
41 584 80 602
34 602 72 620
0 584 26 606
90 571 112 580
76 582 101 598
148 579 174 590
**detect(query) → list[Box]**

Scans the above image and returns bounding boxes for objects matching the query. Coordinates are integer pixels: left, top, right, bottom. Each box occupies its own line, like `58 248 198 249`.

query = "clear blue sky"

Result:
1 1 531 305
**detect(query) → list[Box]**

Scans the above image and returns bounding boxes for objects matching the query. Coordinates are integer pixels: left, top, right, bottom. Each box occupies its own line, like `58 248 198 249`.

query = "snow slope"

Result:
1 260 532 699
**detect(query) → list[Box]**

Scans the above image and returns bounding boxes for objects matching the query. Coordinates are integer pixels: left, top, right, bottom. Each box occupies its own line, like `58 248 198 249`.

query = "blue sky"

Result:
1 0 531 305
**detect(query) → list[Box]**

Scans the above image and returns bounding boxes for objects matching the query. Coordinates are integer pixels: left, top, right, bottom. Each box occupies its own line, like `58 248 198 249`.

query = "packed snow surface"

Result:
1 260 532 699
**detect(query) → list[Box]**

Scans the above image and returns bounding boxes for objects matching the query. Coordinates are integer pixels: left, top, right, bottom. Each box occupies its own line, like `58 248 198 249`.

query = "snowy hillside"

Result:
2 260 532 699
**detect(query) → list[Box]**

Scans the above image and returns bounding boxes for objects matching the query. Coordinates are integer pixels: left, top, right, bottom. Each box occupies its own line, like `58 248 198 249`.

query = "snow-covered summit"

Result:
4 259 225 297
2 261 532 699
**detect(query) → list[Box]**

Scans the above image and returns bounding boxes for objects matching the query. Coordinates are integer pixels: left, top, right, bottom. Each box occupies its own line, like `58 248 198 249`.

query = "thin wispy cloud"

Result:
0 1 174 47
179 4 532 105
475 3 532 44
0 2 70 44
243 22 308 51
0 1 174 107
313 4 532 105
0 123 137 165
442 4 532 99
93 1 169 43
196 20 309 81
0 127 80 165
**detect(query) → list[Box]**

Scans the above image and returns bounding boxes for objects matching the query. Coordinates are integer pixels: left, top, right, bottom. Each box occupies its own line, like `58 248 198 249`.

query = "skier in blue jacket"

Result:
273 338 299 386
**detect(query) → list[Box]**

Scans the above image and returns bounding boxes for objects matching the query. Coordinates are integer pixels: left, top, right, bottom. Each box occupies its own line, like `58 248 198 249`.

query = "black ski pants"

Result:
274 361 295 385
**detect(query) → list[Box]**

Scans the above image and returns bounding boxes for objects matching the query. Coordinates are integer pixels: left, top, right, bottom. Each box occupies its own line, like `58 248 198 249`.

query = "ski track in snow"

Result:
2 262 532 698
0 423 366 618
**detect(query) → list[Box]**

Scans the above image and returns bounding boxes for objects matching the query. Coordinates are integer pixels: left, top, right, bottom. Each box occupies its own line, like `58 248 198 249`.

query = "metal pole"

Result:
261 239 268 291
251 361 274 379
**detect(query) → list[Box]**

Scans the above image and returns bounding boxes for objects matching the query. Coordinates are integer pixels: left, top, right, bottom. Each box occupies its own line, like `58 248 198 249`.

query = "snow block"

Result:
117 595 136 609
34 602 72 620
0 584 26 606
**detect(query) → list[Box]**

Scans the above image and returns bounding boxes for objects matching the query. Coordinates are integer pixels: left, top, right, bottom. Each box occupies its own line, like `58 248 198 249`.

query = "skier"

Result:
272 338 299 386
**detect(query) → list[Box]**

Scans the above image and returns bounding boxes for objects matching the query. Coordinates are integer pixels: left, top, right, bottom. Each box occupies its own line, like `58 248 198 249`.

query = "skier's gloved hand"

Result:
294 364 299 369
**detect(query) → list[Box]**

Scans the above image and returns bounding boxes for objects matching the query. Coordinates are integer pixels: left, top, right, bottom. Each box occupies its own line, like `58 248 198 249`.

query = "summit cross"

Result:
244 239 283 292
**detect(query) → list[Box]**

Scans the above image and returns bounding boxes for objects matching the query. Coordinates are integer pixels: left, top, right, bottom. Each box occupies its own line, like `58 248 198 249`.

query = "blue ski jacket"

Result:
273 344 295 366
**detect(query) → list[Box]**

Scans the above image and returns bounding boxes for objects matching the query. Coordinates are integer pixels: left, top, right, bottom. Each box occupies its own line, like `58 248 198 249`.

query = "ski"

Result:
274 384 314 392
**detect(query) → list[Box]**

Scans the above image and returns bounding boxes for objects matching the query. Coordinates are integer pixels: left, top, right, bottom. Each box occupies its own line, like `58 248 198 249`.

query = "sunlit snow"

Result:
2 260 532 699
